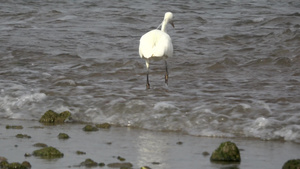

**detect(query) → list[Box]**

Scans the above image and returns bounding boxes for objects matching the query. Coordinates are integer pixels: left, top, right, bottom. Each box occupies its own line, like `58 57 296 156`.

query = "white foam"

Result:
154 102 176 110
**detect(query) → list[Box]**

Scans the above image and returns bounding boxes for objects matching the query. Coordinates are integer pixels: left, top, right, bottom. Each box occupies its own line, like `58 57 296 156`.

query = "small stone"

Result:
117 156 126 161
107 162 133 168
176 141 183 145
141 166 151 169
210 141 241 162
99 162 105 167
282 159 300 169
21 161 31 168
83 124 98 132
152 162 160 165
202 151 210 156
16 134 31 139
80 158 98 167
96 123 111 129
33 143 48 147
58 133 70 139
76 151 86 155
24 153 31 157
6 125 23 129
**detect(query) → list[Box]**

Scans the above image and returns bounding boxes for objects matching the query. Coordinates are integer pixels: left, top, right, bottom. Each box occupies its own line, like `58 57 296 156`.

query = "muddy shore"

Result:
1 118 299 169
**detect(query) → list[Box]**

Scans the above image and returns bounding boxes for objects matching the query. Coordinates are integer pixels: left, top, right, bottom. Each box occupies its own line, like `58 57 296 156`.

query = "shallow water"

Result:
0 0 300 142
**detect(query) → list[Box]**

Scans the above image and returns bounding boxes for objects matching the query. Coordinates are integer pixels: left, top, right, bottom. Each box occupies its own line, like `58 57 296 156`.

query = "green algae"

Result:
6 125 23 129
96 123 111 129
117 156 126 162
58 133 70 139
33 143 48 148
210 141 241 162
99 163 105 167
39 110 71 124
33 146 64 159
107 162 133 168
80 158 98 167
83 124 98 132
76 150 86 155
141 166 151 169
0 161 31 169
15 134 31 139
282 159 300 169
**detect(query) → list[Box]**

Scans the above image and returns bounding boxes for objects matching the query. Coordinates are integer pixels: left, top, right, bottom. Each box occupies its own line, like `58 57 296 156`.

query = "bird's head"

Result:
164 12 174 28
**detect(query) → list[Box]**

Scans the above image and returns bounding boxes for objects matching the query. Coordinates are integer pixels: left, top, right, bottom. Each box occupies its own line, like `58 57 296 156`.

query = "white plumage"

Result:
139 12 174 89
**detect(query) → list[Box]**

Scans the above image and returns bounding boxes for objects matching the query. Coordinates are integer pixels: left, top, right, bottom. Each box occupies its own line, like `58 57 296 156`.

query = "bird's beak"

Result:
170 21 175 28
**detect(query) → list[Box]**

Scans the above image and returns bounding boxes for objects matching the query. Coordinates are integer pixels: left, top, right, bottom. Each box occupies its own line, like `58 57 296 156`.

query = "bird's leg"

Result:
165 60 168 85
146 60 150 89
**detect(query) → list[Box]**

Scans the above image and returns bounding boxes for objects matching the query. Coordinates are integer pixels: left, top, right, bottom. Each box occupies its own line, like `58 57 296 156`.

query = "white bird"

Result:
139 12 174 89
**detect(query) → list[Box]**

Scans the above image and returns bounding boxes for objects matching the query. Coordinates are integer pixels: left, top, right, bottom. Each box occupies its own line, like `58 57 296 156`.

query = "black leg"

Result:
165 60 168 85
146 60 150 89
146 70 150 89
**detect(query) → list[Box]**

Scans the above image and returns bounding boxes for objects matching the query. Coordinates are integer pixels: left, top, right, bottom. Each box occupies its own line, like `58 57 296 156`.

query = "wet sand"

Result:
0 118 299 169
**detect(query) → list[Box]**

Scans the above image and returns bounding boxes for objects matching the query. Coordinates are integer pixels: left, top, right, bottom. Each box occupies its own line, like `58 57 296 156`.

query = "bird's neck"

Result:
161 19 168 33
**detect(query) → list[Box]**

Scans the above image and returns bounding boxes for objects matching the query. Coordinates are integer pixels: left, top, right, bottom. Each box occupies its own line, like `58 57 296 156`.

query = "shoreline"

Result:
0 118 299 169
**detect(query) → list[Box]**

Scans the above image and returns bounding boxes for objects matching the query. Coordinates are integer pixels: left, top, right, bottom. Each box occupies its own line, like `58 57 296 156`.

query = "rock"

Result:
0 160 9 168
33 146 64 159
202 151 210 156
7 162 28 169
58 133 70 139
39 110 71 124
141 166 151 169
107 162 133 168
6 125 23 129
80 158 98 167
33 143 48 147
117 156 126 161
21 161 31 168
96 123 111 129
0 156 7 162
76 150 86 155
83 124 98 132
99 162 105 167
282 159 300 169
176 141 183 145
210 141 241 162
16 134 31 139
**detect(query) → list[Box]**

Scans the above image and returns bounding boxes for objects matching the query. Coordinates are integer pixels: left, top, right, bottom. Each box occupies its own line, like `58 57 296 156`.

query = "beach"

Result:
1 118 299 169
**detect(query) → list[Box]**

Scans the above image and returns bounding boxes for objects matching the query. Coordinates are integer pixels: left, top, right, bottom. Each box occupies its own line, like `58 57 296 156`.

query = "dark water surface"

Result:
0 0 300 142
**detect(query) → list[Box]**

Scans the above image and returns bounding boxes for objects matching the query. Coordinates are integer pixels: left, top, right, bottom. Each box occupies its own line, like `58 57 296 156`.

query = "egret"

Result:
139 12 174 89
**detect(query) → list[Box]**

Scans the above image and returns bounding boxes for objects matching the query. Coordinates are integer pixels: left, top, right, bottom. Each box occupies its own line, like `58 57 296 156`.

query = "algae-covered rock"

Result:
58 133 70 139
282 159 300 169
210 141 241 162
6 125 23 129
96 123 111 129
99 162 105 167
33 146 64 159
83 124 98 132
39 110 71 124
0 160 31 169
107 162 133 168
80 158 98 167
21 161 31 169
7 162 28 169
76 150 86 155
16 134 31 139
0 160 9 168
117 156 126 161
33 143 48 148
141 166 151 169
